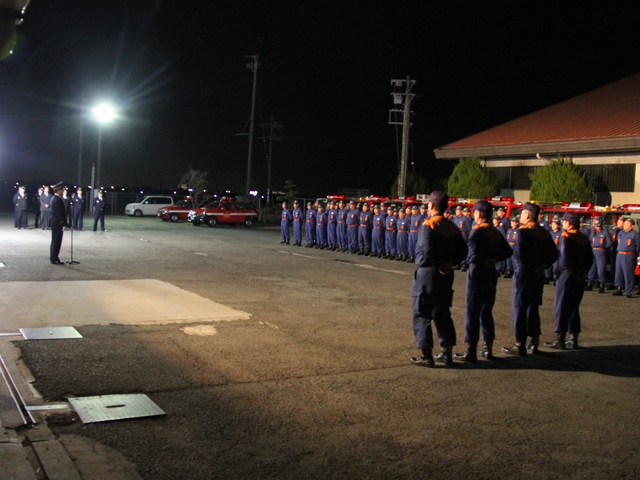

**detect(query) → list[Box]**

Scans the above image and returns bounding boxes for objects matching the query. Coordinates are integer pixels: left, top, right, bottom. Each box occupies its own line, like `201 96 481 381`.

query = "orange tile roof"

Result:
435 73 640 158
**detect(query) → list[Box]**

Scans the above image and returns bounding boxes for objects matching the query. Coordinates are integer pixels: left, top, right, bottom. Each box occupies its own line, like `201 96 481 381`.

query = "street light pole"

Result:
245 55 259 198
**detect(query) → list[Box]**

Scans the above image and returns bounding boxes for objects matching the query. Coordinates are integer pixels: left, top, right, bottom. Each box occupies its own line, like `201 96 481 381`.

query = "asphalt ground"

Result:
1 211 639 479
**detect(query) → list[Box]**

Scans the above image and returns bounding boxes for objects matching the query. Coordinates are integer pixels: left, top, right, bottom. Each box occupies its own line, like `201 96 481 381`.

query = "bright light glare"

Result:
92 103 116 123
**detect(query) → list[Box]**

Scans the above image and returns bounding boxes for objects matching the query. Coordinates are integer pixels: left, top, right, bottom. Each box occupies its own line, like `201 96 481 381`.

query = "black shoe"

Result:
480 342 494 360
434 347 453 366
280 240 287 244
410 355 435 367
545 340 566 350
502 343 526 356
598 284 605 293
453 351 478 363
503 273 513 279
50 260 64 265
527 337 540 354
612 287 623 296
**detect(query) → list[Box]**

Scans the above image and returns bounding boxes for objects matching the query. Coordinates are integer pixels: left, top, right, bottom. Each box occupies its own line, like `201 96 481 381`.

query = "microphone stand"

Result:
67 223 80 265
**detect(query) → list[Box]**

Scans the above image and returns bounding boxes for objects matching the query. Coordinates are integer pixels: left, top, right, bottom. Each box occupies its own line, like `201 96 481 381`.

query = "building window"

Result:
492 164 636 192
582 164 635 192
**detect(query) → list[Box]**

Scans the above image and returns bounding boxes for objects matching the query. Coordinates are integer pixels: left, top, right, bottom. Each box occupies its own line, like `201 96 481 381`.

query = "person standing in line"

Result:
315 203 327 249
585 216 612 293
371 204 385 257
336 200 348 252
93 190 107 232
357 202 373 256
304 202 316 247
13 185 29 229
407 205 421 262
72 187 85 230
453 205 471 271
32 187 42 229
346 201 360 253
548 216 562 285
503 217 519 279
280 201 292 244
384 205 397 260
327 201 338 250
396 207 409 261
49 182 68 264
456 200 512 362
40 185 52 229
545 212 594 350
608 216 624 290
291 200 303 247
612 218 640 298
410 191 468 367
503 202 559 356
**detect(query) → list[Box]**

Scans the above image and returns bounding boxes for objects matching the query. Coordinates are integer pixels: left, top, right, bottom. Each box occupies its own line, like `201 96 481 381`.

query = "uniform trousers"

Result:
588 250 607 283
280 220 290 241
73 210 83 230
396 232 408 256
385 230 396 255
511 266 545 342
358 227 371 251
327 223 337 247
337 222 346 248
614 253 637 296
464 263 498 344
347 225 358 252
50 226 64 262
371 227 384 254
305 222 316 245
408 232 418 256
554 270 584 334
411 266 456 349
293 221 302 244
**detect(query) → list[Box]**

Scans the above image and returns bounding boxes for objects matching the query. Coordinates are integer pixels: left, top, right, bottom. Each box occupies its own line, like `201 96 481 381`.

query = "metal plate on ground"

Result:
20 327 83 340
69 394 165 424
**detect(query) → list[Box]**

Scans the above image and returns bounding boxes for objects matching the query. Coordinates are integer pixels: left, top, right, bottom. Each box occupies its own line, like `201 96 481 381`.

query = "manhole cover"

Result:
20 327 83 340
69 394 165 424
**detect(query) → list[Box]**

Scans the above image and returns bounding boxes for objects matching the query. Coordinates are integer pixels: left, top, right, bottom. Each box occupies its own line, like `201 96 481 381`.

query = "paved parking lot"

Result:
1 212 639 479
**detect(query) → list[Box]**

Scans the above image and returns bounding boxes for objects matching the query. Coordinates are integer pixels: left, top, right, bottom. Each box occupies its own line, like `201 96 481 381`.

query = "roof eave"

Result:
434 136 640 160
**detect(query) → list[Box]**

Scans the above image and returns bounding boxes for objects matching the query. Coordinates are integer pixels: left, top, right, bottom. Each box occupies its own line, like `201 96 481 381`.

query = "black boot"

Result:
527 336 540 354
545 333 566 350
565 333 579 349
410 348 435 367
598 283 605 294
585 281 593 291
435 345 453 366
454 342 478 363
480 341 494 360
612 286 623 296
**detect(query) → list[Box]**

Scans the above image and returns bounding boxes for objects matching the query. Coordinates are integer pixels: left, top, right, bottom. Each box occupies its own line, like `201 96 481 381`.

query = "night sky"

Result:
1 1 639 198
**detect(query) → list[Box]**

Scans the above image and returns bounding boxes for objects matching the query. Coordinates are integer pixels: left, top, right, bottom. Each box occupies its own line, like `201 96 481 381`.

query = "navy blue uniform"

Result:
72 192 85 230
327 208 337 249
346 206 360 253
396 215 409 258
305 207 316 246
614 228 640 296
554 228 593 338
385 212 397 256
292 206 303 245
371 210 385 255
50 193 68 263
588 227 612 285
93 195 106 231
464 222 513 345
280 207 292 243
511 221 559 345
336 205 348 250
13 189 28 228
315 210 327 247
40 191 52 229
358 208 373 254
412 215 468 350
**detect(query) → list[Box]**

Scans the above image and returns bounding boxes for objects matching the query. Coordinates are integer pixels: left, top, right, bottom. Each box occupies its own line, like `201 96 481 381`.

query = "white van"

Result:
125 196 174 216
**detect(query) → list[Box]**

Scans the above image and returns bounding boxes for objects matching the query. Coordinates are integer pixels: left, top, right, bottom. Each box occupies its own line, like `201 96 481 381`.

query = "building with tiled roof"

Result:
434 73 640 205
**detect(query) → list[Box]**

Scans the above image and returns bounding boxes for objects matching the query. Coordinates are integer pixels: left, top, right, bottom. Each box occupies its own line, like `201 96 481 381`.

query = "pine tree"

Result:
529 156 591 202
447 157 499 198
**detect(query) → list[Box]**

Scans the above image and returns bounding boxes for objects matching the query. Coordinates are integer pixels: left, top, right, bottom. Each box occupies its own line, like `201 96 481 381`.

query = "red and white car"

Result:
157 198 200 222
188 201 258 228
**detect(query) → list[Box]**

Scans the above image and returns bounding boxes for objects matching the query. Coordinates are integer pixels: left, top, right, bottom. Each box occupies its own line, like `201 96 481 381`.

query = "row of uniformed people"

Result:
534 213 640 296
280 200 433 261
11 185 107 231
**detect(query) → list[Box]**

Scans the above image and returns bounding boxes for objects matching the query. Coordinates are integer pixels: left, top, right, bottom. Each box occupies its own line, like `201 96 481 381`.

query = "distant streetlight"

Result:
91 103 116 207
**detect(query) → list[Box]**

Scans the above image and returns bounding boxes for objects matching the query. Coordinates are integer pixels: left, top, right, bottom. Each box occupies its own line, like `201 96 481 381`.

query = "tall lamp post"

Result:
91 103 116 208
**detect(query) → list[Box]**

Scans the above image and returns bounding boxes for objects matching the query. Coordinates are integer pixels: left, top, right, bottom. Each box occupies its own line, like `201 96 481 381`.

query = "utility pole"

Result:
260 115 283 204
389 76 417 198
245 55 259 198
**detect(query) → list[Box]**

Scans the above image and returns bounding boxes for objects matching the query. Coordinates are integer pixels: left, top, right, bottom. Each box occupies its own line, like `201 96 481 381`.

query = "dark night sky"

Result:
1 1 639 197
